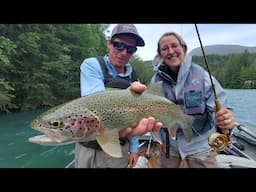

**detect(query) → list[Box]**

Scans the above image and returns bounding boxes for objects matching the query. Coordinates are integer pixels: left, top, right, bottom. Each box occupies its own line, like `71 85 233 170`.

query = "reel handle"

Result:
208 132 229 151
208 99 230 151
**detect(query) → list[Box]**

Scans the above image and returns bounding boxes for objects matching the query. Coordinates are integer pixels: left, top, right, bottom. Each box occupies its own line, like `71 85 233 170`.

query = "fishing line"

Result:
194 24 256 139
194 24 222 112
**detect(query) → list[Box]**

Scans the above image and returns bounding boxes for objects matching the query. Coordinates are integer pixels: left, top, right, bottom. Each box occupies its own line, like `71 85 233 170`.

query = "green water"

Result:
0 109 75 168
1 89 256 168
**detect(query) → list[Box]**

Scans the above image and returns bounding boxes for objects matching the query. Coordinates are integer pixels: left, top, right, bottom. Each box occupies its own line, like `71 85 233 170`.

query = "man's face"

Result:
107 34 137 68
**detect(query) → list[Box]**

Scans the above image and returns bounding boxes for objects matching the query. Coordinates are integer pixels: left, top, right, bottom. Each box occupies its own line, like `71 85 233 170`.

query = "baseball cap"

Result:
111 24 145 47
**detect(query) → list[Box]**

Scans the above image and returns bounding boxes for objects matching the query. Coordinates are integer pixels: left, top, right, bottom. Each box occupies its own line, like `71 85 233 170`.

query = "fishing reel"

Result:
208 131 230 152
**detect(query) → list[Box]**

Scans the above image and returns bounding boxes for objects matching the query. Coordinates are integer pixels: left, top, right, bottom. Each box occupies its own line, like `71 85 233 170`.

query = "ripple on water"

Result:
15 153 27 159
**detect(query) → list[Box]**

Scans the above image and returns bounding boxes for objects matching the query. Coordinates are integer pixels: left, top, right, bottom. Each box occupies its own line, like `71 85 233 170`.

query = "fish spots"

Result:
61 116 100 138
84 117 100 137
69 130 75 136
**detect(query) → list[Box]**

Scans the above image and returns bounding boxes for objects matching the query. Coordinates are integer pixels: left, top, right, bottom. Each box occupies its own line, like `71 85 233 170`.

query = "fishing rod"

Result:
194 24 230 151
195 24 256 151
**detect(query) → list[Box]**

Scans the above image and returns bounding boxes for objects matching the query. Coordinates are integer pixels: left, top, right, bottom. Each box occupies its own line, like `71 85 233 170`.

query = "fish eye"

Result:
49 120 62 128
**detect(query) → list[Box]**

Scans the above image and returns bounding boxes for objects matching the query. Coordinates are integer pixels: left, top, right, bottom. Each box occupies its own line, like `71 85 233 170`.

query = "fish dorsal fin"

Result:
144 81 165 97
96 129 122 158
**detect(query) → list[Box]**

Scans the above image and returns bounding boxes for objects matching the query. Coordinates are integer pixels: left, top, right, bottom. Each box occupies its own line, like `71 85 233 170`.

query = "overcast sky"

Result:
105 24 256 61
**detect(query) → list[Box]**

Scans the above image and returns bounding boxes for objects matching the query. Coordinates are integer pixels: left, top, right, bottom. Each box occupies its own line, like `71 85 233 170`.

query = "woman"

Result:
150 32 235 168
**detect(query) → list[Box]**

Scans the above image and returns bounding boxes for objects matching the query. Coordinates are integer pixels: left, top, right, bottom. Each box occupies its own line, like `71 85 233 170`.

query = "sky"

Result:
105 24 256 61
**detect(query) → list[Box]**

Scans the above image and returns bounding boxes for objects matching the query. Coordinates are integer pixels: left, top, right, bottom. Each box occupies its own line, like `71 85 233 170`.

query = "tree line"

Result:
1 24 255 113
192 51 256 89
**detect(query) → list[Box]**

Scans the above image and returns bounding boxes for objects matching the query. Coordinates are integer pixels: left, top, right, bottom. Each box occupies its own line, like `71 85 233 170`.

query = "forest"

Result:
192 53 256 89
0 24 255 113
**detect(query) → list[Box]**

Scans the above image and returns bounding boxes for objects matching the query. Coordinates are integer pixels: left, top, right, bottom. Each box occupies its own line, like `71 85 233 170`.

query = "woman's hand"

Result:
215 108 235 130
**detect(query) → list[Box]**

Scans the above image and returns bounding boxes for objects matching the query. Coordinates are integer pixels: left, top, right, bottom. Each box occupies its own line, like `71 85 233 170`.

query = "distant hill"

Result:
189 44 256 56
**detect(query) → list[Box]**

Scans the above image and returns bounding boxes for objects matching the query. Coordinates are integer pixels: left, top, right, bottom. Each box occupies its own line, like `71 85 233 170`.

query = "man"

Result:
75 24 161 168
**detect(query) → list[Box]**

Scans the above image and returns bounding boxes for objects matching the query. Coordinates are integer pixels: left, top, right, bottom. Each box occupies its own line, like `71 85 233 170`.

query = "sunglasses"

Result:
111 41 137 54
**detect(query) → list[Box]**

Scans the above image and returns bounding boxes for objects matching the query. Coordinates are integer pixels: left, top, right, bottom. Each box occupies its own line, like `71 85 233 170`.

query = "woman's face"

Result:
159 35 185 72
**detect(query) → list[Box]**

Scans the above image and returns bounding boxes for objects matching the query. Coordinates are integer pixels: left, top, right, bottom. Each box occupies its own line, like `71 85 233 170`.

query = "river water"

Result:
0 89 255 168
0 109 75 168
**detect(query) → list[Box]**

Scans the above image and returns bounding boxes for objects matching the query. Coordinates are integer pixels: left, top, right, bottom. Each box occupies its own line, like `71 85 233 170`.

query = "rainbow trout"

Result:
29 82 193 158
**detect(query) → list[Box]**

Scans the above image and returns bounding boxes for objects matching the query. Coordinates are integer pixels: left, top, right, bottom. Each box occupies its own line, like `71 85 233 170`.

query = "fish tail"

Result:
181 115 194 142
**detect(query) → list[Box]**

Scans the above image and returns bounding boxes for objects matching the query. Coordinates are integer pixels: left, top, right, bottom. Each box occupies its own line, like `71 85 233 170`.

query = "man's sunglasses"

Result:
111 41 137 54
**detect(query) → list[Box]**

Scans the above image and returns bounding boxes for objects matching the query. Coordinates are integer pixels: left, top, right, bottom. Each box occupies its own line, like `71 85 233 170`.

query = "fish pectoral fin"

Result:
96 129 122 158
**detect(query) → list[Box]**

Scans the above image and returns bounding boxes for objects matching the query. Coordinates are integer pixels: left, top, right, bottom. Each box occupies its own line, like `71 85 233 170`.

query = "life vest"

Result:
96 56 138 89
154 63 214 135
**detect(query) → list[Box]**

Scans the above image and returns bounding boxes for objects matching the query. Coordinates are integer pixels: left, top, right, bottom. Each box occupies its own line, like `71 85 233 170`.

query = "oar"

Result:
235 122 256 139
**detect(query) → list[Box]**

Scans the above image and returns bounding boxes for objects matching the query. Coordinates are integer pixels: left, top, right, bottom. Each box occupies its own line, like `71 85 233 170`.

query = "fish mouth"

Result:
28 134 75 146
28 134 61 145
30 124 70 143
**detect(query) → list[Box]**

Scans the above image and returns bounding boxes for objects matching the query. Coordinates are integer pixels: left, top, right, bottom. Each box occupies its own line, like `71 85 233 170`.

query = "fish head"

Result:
30 104 102 143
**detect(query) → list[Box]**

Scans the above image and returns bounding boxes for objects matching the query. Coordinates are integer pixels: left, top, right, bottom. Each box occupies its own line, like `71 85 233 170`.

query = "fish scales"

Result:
82 90 180 130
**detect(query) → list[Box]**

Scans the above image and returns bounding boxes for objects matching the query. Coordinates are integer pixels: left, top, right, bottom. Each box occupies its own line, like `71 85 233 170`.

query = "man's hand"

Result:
119 116 163 137
128 81 147 93
119 82 163 138
127 153 139 168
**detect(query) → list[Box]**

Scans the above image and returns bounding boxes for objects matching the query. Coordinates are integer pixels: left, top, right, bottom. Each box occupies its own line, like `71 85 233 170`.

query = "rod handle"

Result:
215 99 229 135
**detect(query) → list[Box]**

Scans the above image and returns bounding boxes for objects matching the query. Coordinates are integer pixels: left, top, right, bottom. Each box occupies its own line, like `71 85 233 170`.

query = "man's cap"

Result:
111 24 145 47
